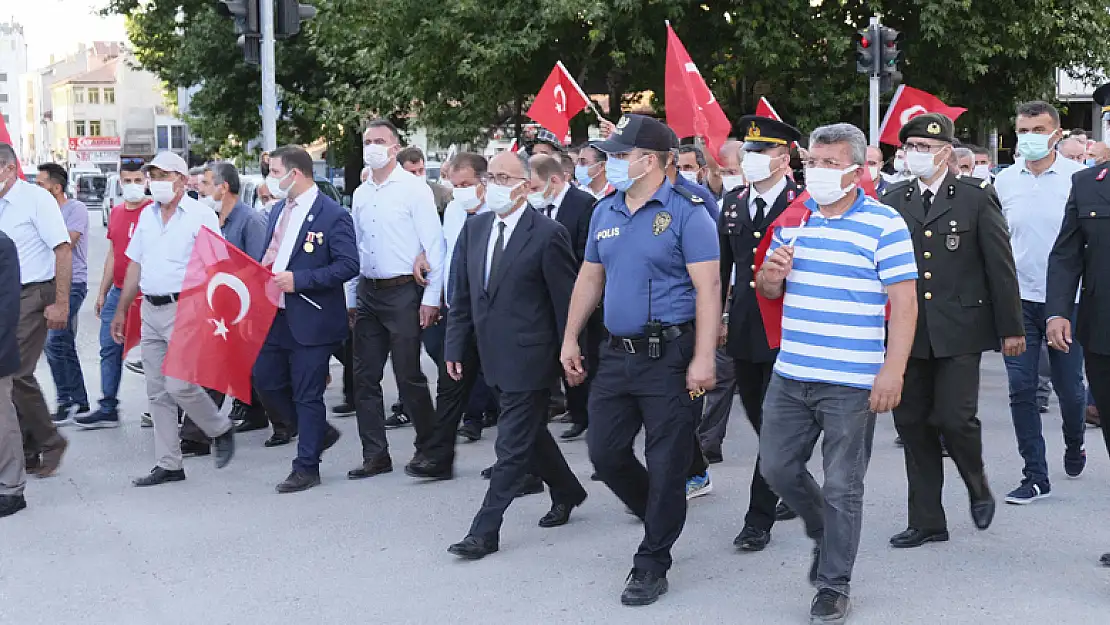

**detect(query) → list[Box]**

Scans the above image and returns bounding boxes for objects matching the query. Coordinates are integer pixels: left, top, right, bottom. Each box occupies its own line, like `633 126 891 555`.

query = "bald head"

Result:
490 151 529 180
1059 137 1087 163
1089 141 1110 165
718 139 743 174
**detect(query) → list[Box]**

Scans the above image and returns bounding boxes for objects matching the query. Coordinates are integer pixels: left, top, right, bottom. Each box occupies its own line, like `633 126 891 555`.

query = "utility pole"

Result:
259 0 277 152
868 17 880 147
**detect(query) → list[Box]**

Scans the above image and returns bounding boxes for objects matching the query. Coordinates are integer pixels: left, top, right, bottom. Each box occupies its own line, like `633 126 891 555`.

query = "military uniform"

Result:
717 115 802 549
881 114 1023 542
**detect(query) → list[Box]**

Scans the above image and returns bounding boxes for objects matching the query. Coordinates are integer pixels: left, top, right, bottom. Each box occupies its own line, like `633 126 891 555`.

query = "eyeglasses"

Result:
802 158 849 169
903 142 947 153
482 173 527 186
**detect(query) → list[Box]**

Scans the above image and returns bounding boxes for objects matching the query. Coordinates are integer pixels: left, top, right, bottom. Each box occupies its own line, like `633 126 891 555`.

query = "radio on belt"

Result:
646 279 663 359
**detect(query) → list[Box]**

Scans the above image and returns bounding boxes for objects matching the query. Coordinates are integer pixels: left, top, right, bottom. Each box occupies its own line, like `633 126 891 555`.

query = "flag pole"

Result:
557 60 606 121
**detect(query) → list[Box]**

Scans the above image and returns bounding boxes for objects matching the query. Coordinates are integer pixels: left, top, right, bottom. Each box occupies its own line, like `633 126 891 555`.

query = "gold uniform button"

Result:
923 251 932 259
752 247 759 254
749 281 756 288
1092 211 1098 217
750 264 756 271
924 271 932 279
924 292 933 300
754 232 762 239
924 230 933 238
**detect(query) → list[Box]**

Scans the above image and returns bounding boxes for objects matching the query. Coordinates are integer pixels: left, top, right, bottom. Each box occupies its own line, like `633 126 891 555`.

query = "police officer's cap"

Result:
739 115 801 151
595 115 676 154
899 113 955 144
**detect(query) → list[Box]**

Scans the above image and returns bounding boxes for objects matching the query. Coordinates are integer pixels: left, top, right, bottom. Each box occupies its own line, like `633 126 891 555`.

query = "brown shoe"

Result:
37 435 69 478
348 454 393 479
1086 405 1101 428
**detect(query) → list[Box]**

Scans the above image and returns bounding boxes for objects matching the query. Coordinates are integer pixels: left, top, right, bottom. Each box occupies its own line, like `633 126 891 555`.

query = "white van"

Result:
100 173 124 226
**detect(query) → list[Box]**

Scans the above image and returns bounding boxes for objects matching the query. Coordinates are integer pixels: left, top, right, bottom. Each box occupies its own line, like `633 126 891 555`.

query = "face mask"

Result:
679 170 699 184
973 164 992 178
906 150 941 179
440 179 454 189
485 183 520 215
893 156 906 172
201 196 218 211
606 156 647 192
742 151 776 183
149 180 177 204
265 171 295 200
574 164 594 187
526 183 550 210
452 185 480 210
868 166 880 181
1016 132 1054 161
805 166 858 206
363 144 392 169
1085 158 1098 168
721 174 745 192
122 183 146 202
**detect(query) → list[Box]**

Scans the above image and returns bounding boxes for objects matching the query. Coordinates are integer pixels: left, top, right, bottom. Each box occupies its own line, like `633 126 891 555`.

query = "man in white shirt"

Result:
109 151 236 487
993 100 1089 504
347 119 446 480
0 143 73 477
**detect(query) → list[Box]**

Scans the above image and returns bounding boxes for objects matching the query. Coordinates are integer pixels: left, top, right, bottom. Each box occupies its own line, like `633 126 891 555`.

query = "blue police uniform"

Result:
584 177 719 577
672 173 720 220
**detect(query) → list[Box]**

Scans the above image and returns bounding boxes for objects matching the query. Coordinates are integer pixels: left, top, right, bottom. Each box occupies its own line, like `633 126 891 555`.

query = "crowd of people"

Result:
1 89 1109 624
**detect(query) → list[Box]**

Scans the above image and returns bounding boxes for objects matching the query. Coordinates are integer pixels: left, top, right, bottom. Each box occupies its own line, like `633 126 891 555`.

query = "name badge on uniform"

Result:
945 233 960 251
652 211 673 235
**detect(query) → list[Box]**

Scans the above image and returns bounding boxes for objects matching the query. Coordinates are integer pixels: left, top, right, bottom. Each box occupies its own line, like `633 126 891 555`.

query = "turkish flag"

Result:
756 97 782 122
665 23 731 160
754 191 812 349
525 62 591 141
0 114 24 180
163 227 280 402
123 297 142 354
879 85 967 146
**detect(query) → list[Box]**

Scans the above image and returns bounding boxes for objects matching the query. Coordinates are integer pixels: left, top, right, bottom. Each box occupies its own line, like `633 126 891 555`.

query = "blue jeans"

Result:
45 282 89 407
98 285 124 411
1003 301 1087 486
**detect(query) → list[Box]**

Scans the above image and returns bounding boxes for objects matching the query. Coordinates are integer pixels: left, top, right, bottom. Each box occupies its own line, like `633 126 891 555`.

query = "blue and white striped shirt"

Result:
769 189 917 389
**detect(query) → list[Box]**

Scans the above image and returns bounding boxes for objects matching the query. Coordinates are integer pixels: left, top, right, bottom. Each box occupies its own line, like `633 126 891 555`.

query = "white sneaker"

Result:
685 471 713 500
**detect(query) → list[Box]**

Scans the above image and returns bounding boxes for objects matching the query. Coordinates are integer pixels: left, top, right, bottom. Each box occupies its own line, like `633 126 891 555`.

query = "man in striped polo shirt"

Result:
756 123 919 625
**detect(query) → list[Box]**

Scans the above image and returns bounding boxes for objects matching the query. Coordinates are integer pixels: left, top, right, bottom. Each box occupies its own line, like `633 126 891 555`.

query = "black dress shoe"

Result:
590 471 601 481
481 410 499 428
1099 552 1110 567
133 466 186 487
559 423 587 440
894 435 904 447
447 535 499 560
480 465 493 479
321 424 341 453
889 527 950 548
971 496 996 530
775 500 798 521
704 449 724 464
404 459 453 480
457 421 482 442
733 525 771 551
620 568 668 606
265 432 294 447
515 474 544 497
25 455 40 473
332 402 355 416
213 429 235 469
348 455 393 479
234 420 269 433
276 470 322 493
0 494 27 518
538 494 586 528
180 439 211 457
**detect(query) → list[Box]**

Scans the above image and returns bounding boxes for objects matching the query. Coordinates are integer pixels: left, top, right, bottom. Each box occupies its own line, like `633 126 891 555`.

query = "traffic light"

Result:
275 0 317 38
878 27 901 76
855 26 878 76
217 0 260 64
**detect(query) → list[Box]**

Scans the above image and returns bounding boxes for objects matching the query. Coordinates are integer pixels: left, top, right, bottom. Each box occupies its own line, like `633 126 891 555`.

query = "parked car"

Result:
100 174 124 226
73 172 107 216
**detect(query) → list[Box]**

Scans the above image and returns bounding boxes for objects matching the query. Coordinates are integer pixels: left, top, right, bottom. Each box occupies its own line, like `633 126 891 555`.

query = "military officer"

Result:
880 113 1024 548
1047 84 1110 568
717 115 803 552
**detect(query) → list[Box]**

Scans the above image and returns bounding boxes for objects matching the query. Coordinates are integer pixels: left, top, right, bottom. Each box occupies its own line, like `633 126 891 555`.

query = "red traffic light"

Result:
860 36 871 48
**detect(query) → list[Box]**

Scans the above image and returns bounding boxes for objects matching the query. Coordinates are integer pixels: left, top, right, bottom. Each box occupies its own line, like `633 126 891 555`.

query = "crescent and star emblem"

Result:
900 105 928 125
553 85 567 114
206 272 251 340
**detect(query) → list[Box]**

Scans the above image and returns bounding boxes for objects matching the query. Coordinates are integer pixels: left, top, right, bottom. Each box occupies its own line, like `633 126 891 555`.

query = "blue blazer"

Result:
265 190 359 347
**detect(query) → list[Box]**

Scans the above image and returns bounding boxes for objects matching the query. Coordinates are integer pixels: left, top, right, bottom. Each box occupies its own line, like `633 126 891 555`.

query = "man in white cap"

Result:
109 151 236 486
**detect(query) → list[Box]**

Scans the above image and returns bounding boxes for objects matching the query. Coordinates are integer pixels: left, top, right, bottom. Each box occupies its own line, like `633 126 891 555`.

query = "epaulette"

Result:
672 185 704 204
882 179 914 197
955 175 991 190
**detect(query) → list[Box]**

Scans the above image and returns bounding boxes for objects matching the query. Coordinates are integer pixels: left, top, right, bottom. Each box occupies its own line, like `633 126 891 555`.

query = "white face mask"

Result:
484 183 520 215
721 174 745 192
805 166 859 206
742 151 776 183
868 166 880 181
149 180 177 204
122 183 146 203
893 156 907 172
452 185 480 211
906 150 942 179
440 179 454 190
265 171 294 200
526 183 550 210
679 170 699 184
201 196 218 210
972 164 991 179
364 144 392 169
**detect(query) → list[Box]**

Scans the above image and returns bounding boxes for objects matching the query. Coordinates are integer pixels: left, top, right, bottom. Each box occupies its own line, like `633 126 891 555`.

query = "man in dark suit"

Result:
526 154 600 440
252 145 360 493
880 114 1023 547
0 230 26 517
445 151 588 559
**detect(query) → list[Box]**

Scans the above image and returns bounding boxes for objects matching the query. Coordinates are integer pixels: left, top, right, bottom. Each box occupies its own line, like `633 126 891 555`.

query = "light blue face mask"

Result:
1086 158 1098 167
1016 132 1054 161
605 155 647 192
574 164 594 187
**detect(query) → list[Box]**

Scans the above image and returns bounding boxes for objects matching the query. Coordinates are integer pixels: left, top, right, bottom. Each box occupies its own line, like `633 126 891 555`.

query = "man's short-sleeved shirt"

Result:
585 178 719 336
107 200 149 289
0 179 70 284
673 173 720 221
125 195 222 295
59 198 89 284
769 189 917 389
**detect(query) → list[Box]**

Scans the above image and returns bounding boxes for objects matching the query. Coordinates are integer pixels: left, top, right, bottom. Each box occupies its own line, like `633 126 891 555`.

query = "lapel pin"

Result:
307 214 315 222
1098 169 1108 181
303 242 315 253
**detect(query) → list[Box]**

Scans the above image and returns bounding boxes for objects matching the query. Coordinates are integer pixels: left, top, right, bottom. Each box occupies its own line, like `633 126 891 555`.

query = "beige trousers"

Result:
0 376 26 496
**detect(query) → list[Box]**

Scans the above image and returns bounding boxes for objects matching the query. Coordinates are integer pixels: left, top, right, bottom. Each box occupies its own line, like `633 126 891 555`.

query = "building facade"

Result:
0 21 29 156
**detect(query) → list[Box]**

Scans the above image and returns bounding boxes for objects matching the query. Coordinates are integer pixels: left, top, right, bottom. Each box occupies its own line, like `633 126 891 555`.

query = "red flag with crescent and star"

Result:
163 227 280 402
879 85 967 146
664 22 731 161
525 61 591 141
754 190 811 349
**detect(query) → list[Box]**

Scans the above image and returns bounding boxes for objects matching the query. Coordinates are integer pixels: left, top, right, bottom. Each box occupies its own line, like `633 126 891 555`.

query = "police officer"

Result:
1047 83 1110 567
718 115 803 551
560 114 720 606
880 113 1023 547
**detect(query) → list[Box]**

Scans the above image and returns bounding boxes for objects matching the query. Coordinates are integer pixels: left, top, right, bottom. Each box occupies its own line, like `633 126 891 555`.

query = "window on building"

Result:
171 125 185 150
2 114 8 125
90 120 101 136
104 120 116 136
88 88 100 104
0 73 7 82
73 88 84 104
156 125 169 150
0 94 7 103
104 88 115 104
75 120 86 136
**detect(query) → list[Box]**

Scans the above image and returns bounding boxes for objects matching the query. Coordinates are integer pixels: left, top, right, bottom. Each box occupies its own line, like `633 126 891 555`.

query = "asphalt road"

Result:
4 209 1108 625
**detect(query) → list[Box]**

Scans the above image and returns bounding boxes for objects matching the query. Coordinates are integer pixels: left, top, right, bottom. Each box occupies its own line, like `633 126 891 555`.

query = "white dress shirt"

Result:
442 198 490 302
484 205 526 286
125 194 223 295
749 176 788 220
352 165 446 307
270 184 317 308
542 184 570 221
0 179 70 284
916 170 947 199
994 154 1086 303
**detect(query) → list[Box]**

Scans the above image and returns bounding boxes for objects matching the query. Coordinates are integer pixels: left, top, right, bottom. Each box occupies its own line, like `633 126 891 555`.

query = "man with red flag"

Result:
525 62 591 141
252 145 359 493
110 151 237 486
665 22 730 160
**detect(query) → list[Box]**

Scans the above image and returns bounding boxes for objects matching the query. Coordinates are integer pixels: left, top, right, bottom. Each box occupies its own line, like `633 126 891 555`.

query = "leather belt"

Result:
145 293 181 306
364 275 415 289
21 279 54 291
607 321 695 354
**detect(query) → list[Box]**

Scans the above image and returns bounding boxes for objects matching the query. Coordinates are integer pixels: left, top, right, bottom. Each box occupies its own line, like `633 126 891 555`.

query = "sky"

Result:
6 0 129 70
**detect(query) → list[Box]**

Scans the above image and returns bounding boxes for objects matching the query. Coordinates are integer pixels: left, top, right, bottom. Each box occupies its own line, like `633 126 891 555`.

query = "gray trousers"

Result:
0 376 26 496
141 299 231 471
698 349 736 454
759 373 876 598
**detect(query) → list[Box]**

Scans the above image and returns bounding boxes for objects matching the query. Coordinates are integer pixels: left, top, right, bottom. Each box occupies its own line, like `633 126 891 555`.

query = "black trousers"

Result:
424 336 482 467
353 279 436 462
588 332 701 575
469 388 586 539
335 338 354 407
1085 351 1110 459
734 358 780 532
892 353 991 531
566 309 604 426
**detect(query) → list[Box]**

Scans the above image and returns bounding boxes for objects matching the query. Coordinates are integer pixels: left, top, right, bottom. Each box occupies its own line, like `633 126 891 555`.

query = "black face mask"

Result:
261 162 270 177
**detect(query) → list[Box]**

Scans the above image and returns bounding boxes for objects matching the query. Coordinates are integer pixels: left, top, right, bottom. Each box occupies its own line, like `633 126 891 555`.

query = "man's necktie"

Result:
545 205 554 218
753 197 767 226
262 198 296 268
486 221 506 288
922 189 934 216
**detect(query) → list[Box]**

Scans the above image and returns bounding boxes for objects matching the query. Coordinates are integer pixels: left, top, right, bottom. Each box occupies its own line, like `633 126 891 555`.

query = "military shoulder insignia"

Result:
980 179 989 188
671 185 703 204
652 211 673 235
1098 168 1108 181
947 184 956 198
